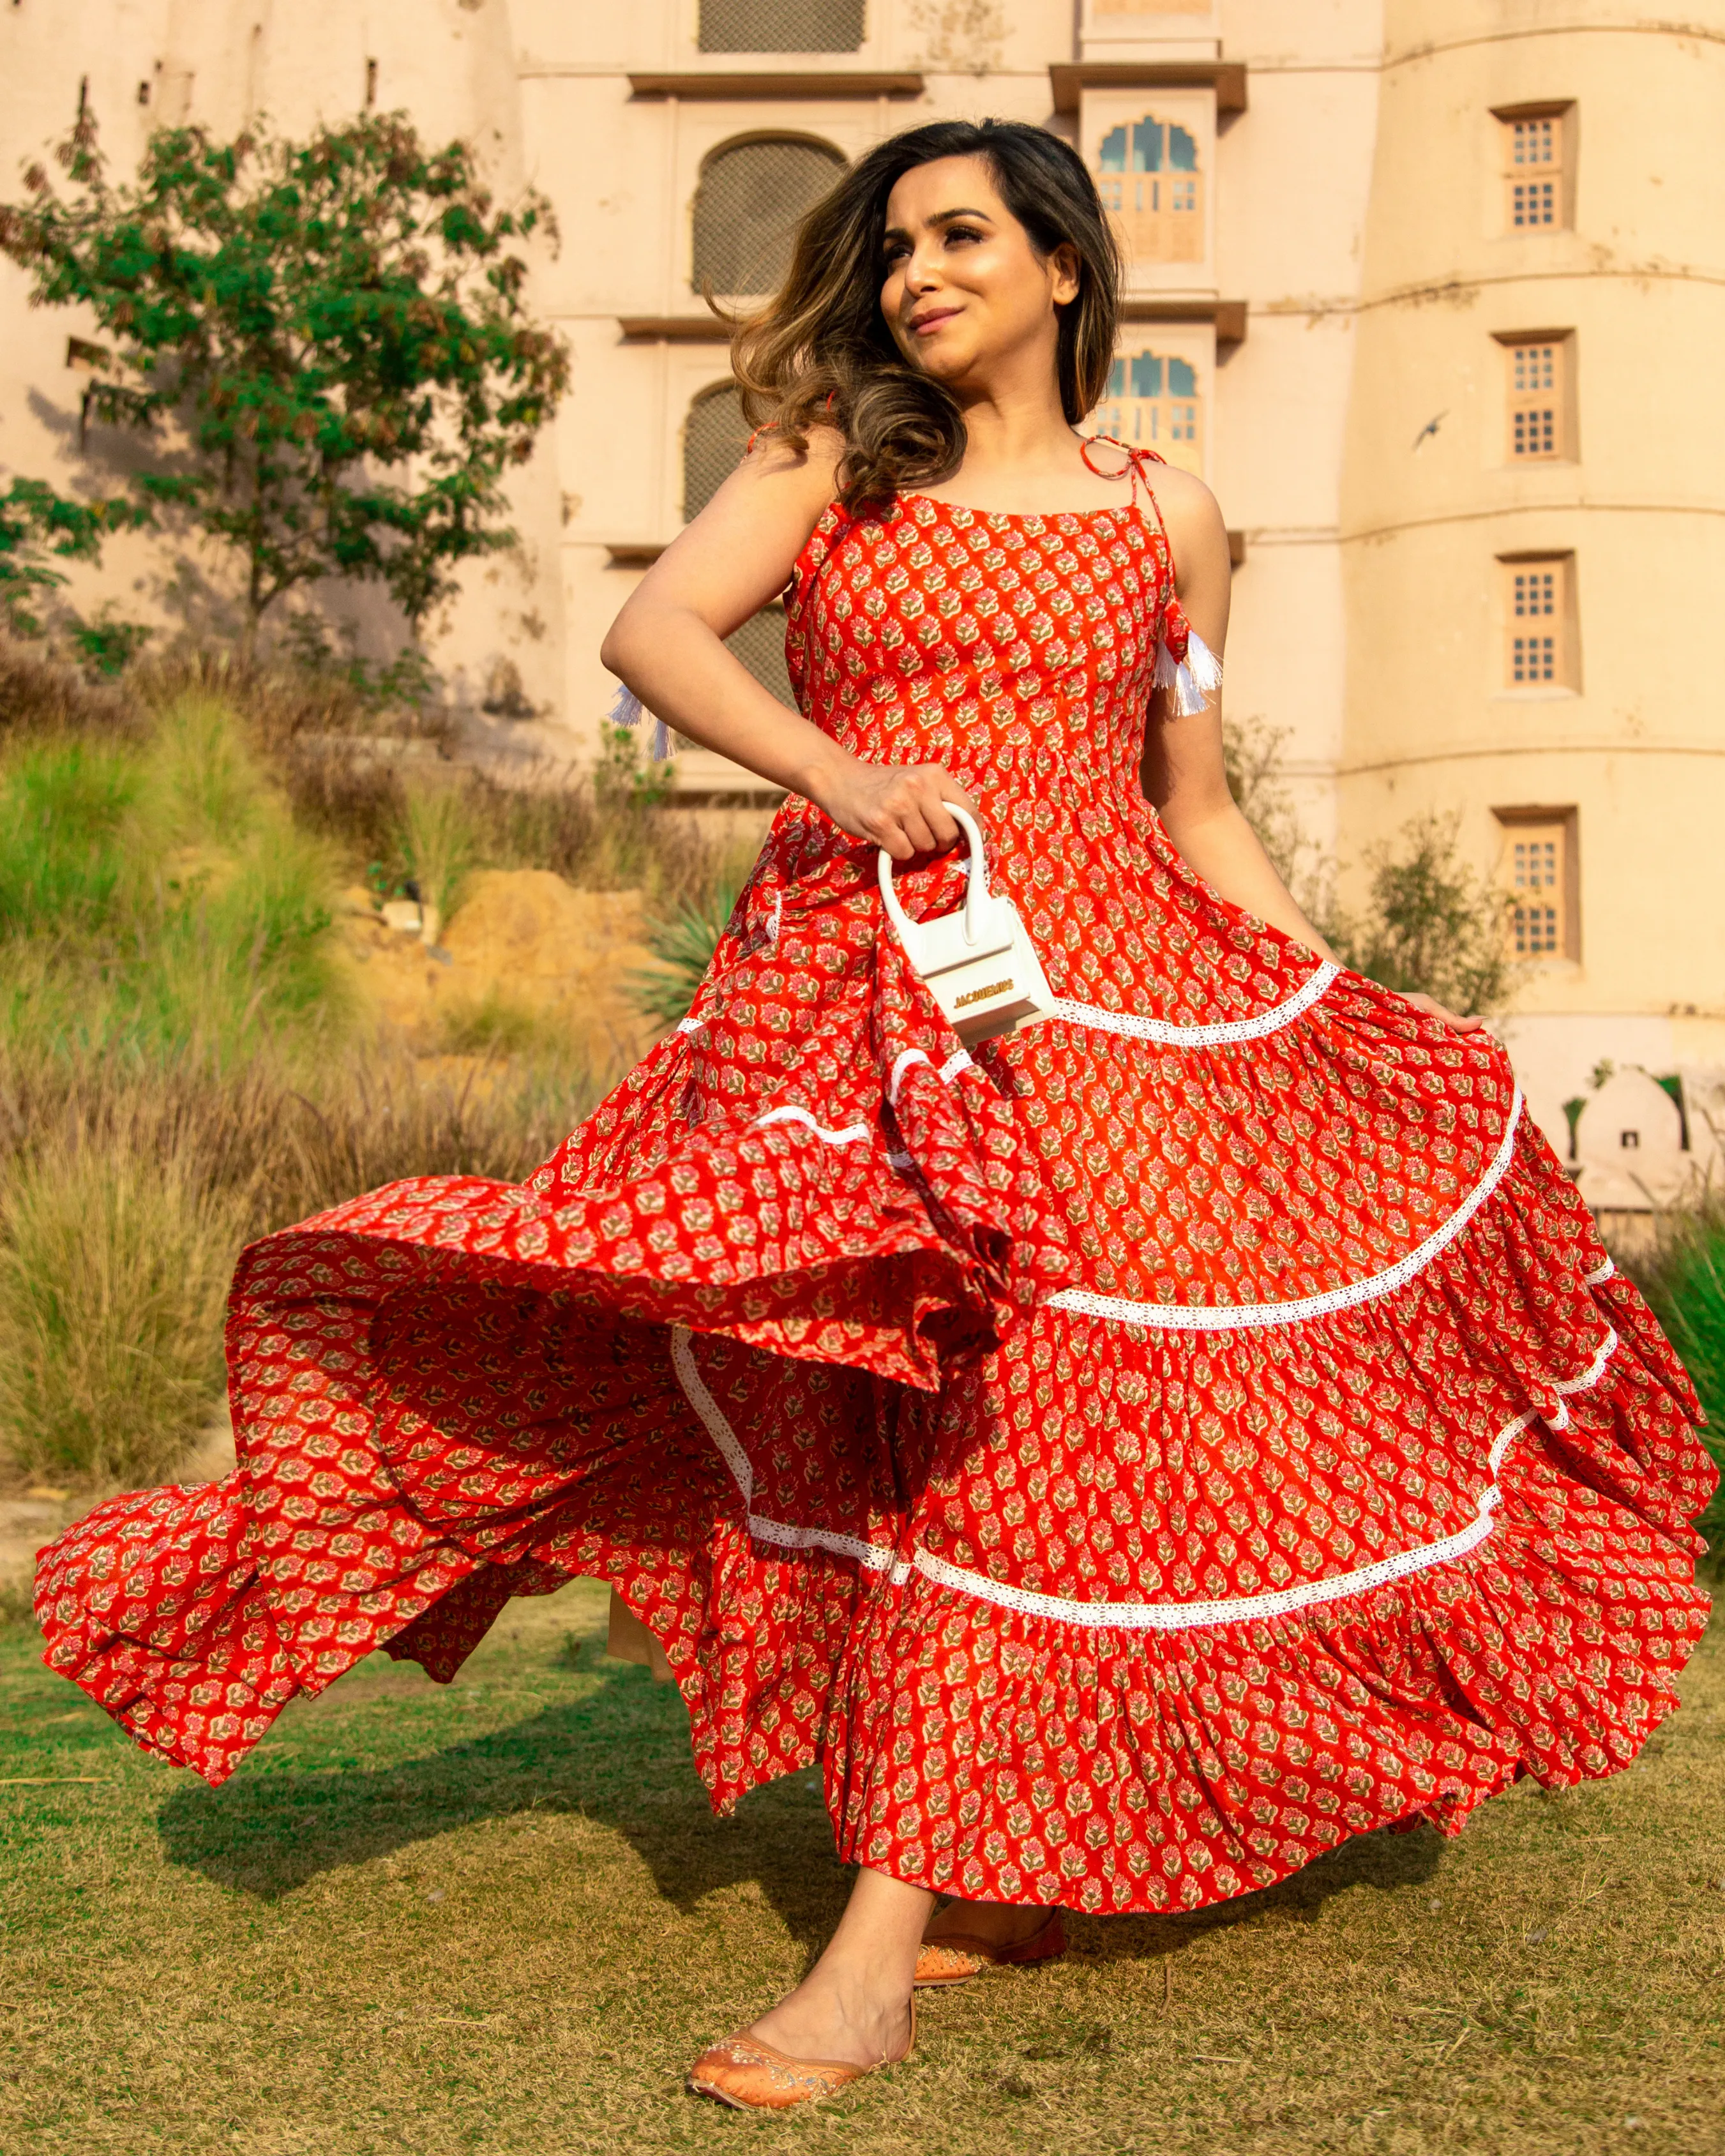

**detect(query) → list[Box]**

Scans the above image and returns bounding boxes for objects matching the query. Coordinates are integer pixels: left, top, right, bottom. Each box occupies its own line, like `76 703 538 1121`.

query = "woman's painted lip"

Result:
908 307 961 336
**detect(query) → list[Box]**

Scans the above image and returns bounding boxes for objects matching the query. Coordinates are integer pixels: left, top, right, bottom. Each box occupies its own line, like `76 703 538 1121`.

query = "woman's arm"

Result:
1140 471 1338 959
1142 468 1484 1031
599 431 976 859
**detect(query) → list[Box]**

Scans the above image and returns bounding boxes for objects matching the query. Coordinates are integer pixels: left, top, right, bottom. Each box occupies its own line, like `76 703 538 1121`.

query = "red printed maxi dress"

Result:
38 457 1716 1916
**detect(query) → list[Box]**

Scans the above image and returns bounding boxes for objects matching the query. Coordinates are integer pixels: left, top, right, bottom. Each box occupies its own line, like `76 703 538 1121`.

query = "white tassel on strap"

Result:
607 680 672 762
1152 626 1224 717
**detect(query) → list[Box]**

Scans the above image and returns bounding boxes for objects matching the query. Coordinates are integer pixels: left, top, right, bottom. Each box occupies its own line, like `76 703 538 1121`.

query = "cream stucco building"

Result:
2 1 1721 1196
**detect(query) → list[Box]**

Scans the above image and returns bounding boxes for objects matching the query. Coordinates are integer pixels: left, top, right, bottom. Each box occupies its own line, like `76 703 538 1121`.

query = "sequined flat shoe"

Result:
686 1999 916 2111
913 1910 1067 1988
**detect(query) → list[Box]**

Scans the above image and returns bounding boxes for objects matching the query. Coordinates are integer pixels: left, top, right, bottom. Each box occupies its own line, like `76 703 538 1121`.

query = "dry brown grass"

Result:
0 1119 249 1487
0 1045 604 1493
1 1578 1719 2156
0 647 741 1495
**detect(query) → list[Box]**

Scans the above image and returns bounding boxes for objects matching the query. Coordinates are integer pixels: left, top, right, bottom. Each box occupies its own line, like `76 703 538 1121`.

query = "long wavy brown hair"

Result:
730 119 1120 513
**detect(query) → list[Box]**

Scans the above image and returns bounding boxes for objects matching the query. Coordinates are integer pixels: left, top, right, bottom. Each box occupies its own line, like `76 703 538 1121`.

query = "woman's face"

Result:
879 155 1080 394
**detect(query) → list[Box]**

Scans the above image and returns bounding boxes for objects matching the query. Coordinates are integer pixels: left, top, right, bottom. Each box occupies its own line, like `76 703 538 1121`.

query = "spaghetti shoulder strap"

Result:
1124 447 1171 548
1108 446 1224 719
1082 432 1171 541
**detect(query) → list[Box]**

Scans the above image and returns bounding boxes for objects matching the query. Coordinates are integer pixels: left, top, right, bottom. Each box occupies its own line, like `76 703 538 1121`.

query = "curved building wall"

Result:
1337 1 1725 1147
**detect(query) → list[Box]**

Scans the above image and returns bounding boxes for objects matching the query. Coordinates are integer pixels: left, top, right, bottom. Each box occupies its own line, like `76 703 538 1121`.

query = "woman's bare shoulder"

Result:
1146 460 1228 573
746 419 847 499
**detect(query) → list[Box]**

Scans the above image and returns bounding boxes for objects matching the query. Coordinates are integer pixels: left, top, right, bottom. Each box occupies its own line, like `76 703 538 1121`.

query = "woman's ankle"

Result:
926 1897 1049 1939
749 1968 910 2063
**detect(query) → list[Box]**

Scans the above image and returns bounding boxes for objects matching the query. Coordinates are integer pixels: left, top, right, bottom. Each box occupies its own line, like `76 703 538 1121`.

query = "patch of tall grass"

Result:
0 1124 248 1488
0 639 753 1493
0 692 349 1071
0 1043 604 1491
395 776 478 926
433 988 552 1058
1637 1191 1725 1532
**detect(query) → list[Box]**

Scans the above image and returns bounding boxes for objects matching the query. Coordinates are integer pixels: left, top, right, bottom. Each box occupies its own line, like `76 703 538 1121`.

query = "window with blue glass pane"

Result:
1094 114 1204 265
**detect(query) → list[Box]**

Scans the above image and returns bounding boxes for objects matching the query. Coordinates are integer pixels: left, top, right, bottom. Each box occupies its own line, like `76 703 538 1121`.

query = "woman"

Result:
38 121 1714 2111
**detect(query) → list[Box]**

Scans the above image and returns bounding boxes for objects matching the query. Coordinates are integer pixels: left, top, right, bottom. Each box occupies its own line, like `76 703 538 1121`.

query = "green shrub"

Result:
0 693 348 1070
1638 1196 1725 1531
434 989 549 1059
1321 811 1514 1016
627 873 745 1030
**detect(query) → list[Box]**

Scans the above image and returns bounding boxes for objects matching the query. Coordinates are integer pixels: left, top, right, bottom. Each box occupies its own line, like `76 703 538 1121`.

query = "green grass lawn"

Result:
2 1578 1721 2156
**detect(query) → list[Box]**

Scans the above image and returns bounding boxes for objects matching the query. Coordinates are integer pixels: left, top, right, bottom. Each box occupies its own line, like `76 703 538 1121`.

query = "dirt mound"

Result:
342 868 661 1073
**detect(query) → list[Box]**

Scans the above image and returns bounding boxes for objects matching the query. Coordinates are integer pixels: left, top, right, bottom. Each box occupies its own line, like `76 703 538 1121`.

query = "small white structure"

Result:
1573 1067 1689 1212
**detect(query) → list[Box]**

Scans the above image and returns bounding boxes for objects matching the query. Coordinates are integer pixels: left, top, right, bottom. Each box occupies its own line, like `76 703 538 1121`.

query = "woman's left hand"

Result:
1399 991 1492 1036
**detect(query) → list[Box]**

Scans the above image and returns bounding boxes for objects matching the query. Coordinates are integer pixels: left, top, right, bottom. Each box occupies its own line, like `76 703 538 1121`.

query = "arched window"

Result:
682 381 751 524
682 384 794 707
1096 115 1204 266
691 137 846 298
699 0 865 52
1093 349 1203 475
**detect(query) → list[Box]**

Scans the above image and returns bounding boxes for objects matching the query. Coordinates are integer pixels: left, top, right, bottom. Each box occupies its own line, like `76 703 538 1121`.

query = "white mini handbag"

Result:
877 802 1056 1047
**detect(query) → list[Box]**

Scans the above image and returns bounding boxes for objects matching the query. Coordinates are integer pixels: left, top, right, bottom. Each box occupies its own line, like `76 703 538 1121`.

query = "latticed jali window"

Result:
682 384 794 706
1496 810 1578 960
1502 109 1568 230
1501 821 1571 958
683 383 750 522
1505 557 1574 687
1507 338 1565 460
692 138 847 296
699 0 865 52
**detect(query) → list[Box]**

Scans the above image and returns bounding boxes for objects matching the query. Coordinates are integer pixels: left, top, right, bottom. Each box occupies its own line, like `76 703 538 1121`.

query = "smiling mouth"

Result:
908 308 960 336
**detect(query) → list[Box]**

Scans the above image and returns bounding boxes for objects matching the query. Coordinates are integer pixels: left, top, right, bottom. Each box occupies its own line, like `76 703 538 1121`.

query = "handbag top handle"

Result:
877 801 991 952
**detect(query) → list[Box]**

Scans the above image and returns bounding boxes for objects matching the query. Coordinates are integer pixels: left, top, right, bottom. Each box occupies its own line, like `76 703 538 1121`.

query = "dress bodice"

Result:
786 485 1180 799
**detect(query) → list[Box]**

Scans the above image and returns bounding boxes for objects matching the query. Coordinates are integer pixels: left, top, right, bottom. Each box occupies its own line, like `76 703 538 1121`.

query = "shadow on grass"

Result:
154 1636 851 1949
154 1629 1445 1973
1067 1813 1444 1977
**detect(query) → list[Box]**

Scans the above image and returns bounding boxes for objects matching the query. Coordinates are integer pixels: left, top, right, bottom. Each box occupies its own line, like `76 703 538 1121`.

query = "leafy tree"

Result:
1223 718 1515 1015
0 108 569 644
1221 712 1307 891
1323 810 1514 1016
0 476 142 636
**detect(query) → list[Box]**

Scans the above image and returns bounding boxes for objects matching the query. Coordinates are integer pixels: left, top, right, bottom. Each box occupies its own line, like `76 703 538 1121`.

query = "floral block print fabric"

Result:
36 460 1715 1916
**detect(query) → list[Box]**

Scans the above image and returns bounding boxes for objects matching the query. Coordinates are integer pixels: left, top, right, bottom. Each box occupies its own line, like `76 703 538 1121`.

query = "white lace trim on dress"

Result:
670 1320 1619 1633
1048 1085 1524 1332
921 1325 1614 1628
1051 961 1339 1046
1585 1256 1616 1286
669 1325 912 1583
751 1104 872 1145
888 1046 975 1108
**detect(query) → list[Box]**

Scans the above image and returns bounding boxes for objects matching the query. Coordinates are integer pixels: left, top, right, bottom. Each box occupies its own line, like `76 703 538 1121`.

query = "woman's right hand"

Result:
804 754 979 861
